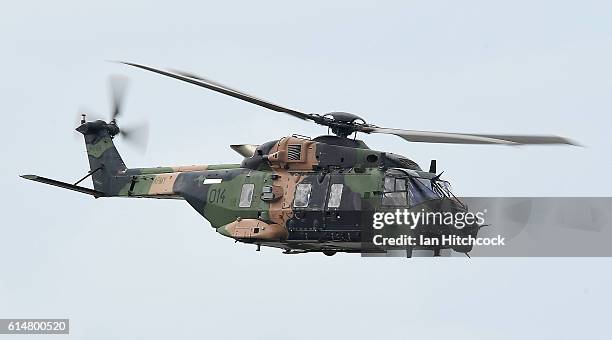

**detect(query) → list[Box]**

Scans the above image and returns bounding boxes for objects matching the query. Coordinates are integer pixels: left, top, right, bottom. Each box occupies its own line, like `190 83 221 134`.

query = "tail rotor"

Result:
76 75 150 153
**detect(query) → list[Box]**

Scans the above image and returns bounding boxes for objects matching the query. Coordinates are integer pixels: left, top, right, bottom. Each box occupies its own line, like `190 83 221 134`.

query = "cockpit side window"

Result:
382 177 408 206
384 177 395 192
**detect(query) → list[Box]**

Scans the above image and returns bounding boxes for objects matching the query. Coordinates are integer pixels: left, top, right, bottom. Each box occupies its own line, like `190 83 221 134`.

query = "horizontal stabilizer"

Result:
20 175 106 198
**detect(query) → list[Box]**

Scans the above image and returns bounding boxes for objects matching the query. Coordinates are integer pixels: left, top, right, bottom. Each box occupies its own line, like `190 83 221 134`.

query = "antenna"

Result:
429 160 437 173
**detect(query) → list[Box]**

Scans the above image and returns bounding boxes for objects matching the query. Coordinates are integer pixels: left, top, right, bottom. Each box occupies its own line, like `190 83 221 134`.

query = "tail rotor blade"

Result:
109 74 129 120
119 121 149 153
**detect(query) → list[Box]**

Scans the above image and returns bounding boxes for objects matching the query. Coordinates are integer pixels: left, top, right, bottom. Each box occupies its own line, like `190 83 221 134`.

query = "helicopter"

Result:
20 62 578 256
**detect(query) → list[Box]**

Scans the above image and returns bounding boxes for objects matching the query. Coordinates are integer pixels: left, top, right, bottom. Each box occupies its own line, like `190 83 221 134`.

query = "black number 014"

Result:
208 189 226 204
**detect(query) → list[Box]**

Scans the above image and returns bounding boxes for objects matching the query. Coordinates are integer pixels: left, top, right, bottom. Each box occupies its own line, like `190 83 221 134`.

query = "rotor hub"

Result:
322 112 367 137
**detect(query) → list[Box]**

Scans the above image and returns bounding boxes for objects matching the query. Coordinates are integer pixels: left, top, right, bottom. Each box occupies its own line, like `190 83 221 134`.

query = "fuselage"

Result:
114 135 475 254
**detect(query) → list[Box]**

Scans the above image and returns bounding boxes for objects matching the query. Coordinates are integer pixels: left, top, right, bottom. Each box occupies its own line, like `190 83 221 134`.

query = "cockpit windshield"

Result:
383 169 464 207
409 178 439 204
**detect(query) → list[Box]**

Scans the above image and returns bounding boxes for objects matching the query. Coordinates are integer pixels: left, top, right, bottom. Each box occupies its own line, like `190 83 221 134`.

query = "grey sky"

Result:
2 1 611 339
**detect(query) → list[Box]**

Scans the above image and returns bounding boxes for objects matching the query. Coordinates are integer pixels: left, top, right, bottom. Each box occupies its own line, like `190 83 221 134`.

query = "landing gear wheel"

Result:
323 251 336 256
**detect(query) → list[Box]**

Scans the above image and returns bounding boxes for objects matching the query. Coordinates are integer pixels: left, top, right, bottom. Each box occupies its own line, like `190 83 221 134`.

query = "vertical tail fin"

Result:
76 119 127 194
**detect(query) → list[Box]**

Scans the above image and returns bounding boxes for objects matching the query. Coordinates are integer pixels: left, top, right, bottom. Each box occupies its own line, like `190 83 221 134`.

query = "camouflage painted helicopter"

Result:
21 62 577 256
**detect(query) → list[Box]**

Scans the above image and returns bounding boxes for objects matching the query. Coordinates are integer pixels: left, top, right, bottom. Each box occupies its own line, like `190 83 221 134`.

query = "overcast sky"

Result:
2 1 611 339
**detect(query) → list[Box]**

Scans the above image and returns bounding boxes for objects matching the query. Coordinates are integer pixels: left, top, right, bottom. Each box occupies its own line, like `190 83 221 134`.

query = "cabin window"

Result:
382 177 408 206
239 183 255 208
327 183 344 208
294 183 312 208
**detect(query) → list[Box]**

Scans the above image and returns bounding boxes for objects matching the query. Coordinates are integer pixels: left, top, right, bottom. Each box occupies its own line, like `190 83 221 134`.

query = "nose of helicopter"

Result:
216 225 231 237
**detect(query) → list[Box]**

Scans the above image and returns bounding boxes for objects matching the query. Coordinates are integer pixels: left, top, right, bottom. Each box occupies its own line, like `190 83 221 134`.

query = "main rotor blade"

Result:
471 134 580 145
169 69 261 101
366 127 579 145
119 61 313 121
